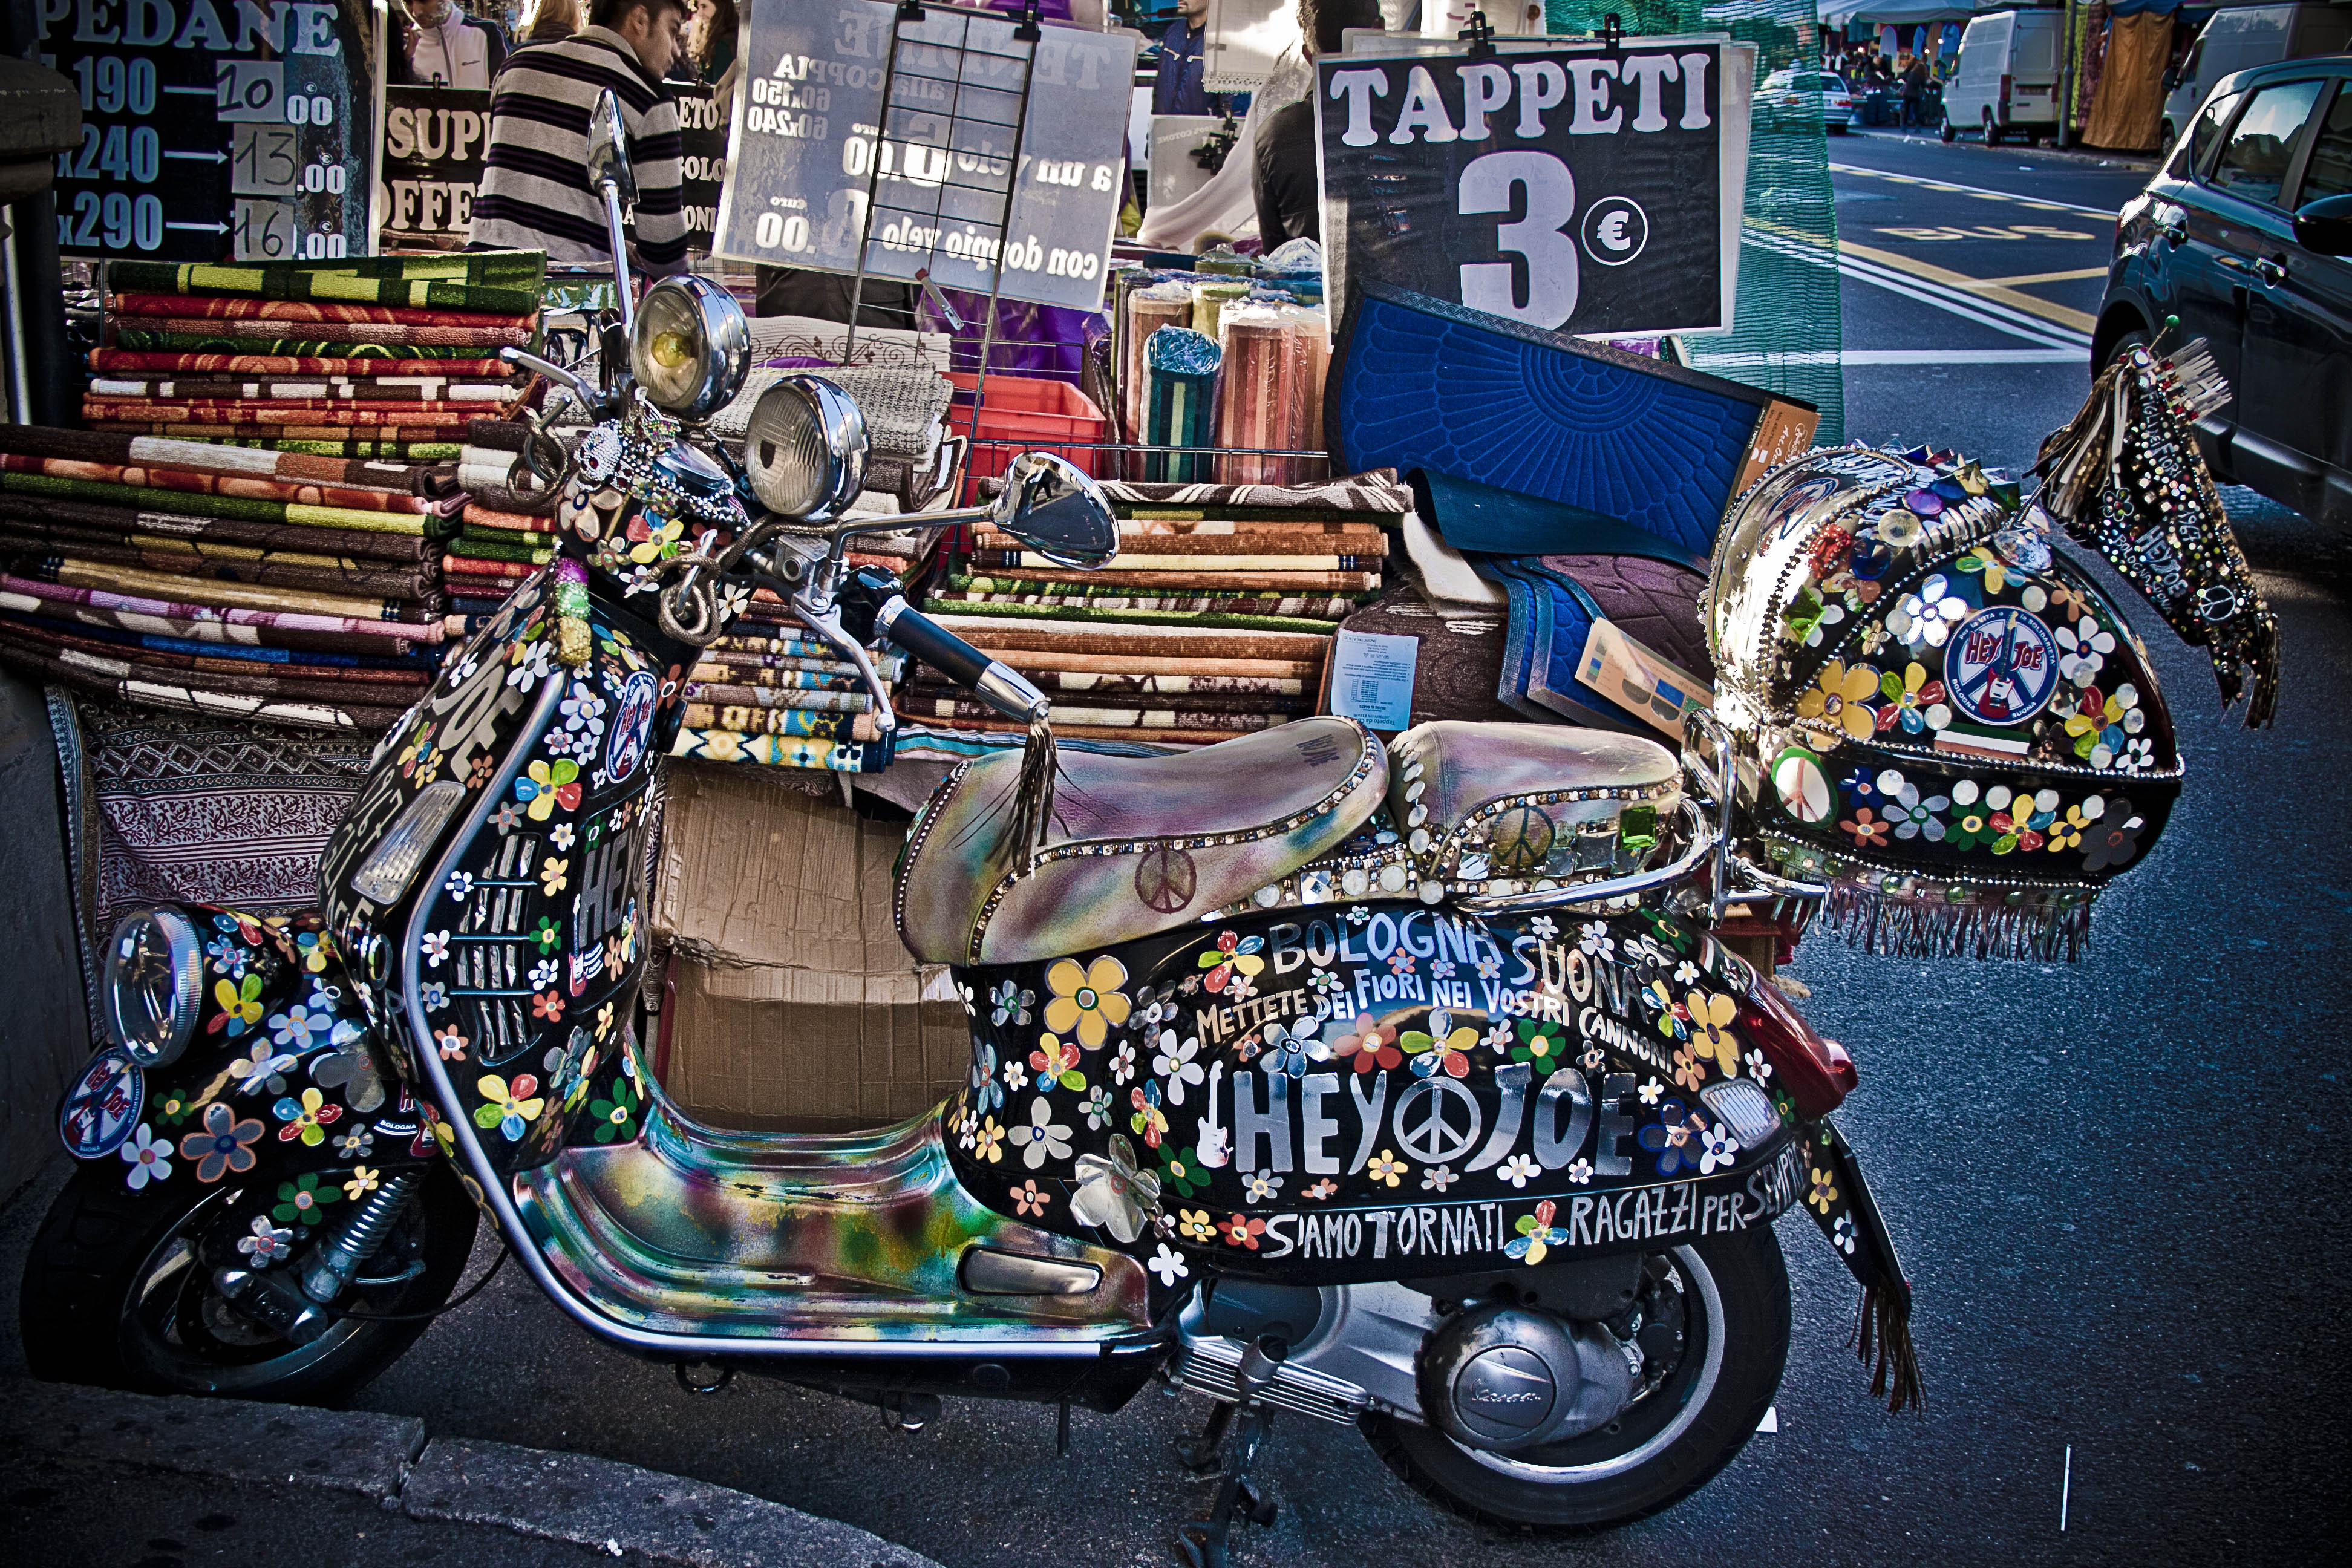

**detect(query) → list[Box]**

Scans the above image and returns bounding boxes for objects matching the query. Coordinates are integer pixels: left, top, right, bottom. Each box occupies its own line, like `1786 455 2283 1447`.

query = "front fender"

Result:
60 906 434 1205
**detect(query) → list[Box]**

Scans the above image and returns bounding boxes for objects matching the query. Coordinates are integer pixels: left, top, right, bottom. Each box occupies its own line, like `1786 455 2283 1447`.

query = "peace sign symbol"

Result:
1392 1077 1484 1166
1134 843 1198 914
1488 805 1556 874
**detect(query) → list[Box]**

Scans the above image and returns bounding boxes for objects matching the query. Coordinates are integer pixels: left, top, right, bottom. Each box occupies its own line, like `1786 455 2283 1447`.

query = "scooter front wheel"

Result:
19 1160 479 1405
1359 1224 1790 1532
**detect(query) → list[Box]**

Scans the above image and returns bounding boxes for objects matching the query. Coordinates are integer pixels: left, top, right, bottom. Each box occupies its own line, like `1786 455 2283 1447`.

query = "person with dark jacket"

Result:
1253 0 1383 250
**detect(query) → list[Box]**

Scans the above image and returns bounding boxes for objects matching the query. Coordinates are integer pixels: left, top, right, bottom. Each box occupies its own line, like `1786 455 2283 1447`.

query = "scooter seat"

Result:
896 717 1389 966
1388 722 1683 886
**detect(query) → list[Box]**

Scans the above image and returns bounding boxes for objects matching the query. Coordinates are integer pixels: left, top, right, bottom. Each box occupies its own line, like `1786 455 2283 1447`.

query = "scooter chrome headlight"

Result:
630 275 751 420
740 375 867 521
103 907 203 1068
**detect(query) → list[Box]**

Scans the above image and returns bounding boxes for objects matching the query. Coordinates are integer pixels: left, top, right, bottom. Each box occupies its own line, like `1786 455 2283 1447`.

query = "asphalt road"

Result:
11 137 2348 1568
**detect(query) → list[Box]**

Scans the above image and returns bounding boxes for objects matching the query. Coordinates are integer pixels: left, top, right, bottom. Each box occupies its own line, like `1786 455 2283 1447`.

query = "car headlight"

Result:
740 375 867 520
104 908 203 1068
630 275 751 420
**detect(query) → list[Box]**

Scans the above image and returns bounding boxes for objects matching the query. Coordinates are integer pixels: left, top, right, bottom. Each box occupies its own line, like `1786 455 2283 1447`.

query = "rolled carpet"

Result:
88 350 514 378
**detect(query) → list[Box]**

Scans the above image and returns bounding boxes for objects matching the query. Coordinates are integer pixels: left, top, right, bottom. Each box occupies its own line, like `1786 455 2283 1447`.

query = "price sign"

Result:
377 87 492 248
716 0 1138 313
1315 38 1753 337
674 83 727 255
36 0 384 264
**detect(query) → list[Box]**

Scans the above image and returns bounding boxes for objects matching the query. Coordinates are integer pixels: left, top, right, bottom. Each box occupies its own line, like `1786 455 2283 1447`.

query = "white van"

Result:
2160 3 2352 153
1940 8 2066 145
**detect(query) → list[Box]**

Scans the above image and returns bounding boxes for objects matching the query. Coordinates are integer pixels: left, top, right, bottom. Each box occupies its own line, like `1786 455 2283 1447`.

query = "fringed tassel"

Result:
2032 359 2128 521
1002 711 1060 875
1852 1284 1926 1414
1821 883 2092 962
2246 609 2281 729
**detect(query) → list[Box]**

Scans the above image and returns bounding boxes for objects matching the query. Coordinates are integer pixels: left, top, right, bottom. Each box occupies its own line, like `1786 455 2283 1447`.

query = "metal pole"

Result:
967 4 1045 451
848 1 926 366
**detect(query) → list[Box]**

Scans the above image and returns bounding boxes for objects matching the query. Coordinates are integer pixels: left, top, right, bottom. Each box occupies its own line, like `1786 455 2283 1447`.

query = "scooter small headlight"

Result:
740 375 867 520
103 907 203 1068
630 275 751 420
350 780 469 907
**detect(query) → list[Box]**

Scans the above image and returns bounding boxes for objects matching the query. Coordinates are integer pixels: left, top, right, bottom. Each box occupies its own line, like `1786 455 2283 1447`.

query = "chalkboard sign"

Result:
1316 38 1752 338
378 86 490 249
673 82 727 255
36 0 385 265
715 0 1138 313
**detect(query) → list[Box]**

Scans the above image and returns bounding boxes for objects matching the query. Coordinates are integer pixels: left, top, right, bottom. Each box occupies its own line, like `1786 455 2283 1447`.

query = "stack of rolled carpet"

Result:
670 628 904 774
0 424 456 730
441 419 564 628
908 469 1413 746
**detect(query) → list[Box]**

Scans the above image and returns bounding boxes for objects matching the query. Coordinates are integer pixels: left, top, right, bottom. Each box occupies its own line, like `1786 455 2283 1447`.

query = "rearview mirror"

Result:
2293 192 2352 257
988 453 1117 569
586 88 636 207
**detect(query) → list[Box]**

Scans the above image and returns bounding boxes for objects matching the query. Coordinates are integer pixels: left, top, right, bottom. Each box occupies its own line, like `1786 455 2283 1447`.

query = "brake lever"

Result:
789 589 898 737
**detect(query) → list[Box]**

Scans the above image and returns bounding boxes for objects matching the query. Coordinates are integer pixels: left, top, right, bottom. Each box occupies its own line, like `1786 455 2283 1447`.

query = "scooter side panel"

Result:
942 902 1809 1286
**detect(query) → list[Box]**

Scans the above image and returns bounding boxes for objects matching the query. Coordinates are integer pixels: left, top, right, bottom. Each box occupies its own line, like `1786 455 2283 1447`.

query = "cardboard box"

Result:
652 763 971 1132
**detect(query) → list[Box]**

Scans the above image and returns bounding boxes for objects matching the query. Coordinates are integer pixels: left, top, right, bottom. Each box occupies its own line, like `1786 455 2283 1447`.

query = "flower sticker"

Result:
120 1124 172 1189
990 980 1036 1027
1178 1209 1217 1243
1042 954 1131 1049
1367 1149 1406 1187
1330 1014 1402 1074
210 973 266 1038
1509 1019 1567 1070
1009 1097 1073 1169
1877 662 1952 734
1151 1031 1205 1102
1839 807 1891 849
1070 1134 1162 1243
1505 1201 1570 1266
1219 1213 1267 1249
1156 1145 1210 1198
1796 659 1883 746
1401 1010 1476 1079
1012 1179 1050 1218
1149 1244 1189 1287
273 1172 340 1227
1686 991 1740 1074
178 1103 264 1182
472 1074 545 1142
973 1117 1005 1162
272 1086 342 1146
238 1215 293 1266
1697 1122 1741 1175
1195 932 1265 995
1808 1166 1840 1214
1129 1082 1169 1148
1030 1032 1085 1093
1495 1153 1541 1189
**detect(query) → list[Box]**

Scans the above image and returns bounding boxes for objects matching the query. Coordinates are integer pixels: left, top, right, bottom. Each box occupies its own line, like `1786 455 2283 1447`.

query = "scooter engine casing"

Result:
1419 1302 1635 1452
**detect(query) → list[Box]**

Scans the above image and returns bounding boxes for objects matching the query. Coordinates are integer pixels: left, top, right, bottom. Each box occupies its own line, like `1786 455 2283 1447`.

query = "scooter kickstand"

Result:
1172 1400 1233 1474
1175 1337 1285 1568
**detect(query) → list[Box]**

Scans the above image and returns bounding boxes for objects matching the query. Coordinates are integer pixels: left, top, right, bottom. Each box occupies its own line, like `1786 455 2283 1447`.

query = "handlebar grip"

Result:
876 598 993 687
875 597 1048 722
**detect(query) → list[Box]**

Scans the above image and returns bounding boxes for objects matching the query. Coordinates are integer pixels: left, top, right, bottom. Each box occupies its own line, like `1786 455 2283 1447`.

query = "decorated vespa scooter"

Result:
26 92 1915 1560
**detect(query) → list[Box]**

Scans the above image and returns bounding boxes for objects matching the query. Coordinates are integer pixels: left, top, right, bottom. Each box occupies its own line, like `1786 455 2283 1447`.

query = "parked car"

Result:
1941 7 2065 146
2098 56 2352 527
2161 2 2352 156
1759 67 1856 131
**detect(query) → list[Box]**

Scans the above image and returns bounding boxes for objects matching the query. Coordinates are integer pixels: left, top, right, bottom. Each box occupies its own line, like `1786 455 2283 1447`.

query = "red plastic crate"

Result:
944 373 1105 505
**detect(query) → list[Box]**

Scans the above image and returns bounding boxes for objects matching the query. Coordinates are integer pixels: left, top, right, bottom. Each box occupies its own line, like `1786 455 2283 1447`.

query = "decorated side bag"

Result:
1710 445 2181 960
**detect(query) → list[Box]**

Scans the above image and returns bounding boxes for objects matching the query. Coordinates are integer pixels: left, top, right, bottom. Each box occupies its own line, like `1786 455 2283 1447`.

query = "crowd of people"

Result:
1829 41 1945 132
388 0 739 90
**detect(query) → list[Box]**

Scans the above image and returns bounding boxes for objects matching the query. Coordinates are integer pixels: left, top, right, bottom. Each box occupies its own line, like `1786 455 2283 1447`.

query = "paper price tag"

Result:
1328 628 1418 731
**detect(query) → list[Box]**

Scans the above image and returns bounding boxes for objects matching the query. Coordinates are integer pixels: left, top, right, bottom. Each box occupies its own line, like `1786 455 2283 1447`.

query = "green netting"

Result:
1546 0 1845 445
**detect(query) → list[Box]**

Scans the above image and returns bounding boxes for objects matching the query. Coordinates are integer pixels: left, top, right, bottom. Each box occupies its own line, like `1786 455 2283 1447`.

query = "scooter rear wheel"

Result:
19 1161 479 1405
1359 1224 1789 1532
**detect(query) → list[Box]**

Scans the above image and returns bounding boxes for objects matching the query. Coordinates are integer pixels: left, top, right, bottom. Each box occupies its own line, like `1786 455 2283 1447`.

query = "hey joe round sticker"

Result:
1944 606 2062 726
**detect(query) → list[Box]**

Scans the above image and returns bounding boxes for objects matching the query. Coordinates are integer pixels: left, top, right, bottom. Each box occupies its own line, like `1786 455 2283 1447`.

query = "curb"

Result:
0 1376 942 1568
1843 125 2158 172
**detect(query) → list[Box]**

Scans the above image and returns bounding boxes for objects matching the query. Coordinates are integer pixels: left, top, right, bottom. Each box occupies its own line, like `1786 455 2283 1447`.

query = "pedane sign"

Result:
1315 36 1753 338
715 0 1138 313
34 0 384 264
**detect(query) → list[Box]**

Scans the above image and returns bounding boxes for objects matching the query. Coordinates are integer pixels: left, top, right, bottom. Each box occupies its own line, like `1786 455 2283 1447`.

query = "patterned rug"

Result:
50 691 370 1019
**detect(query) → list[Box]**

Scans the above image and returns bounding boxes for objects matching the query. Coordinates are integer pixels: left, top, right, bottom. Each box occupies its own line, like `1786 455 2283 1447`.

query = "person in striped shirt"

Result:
470 0 694 278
